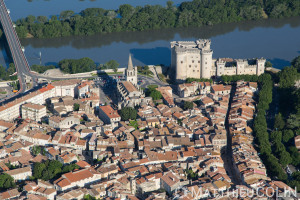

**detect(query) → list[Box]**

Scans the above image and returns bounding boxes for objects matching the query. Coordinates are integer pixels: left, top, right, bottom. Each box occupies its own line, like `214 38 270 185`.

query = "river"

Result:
0 1 300 69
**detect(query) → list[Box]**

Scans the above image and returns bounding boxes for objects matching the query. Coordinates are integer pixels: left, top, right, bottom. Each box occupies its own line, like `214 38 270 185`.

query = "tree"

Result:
62 163 79 173
59 10 74 20
150 90 162 100
31 65 55 73
7 63 16 75
167 1 174 9
265 61 272 68
279 150 292 167
288 146 300 166
0 174 15 190
59 57 96 74
83 194 96 200
282 129 294 143
105 60 119 73
37 16 48 23
33 162 46 179
118 4 135 19
274 113 285 130
286 114 300 129
278 66 298 88
291 56 300 72
26 15 36 24
120 107 137 121
270 131 282 143
31 146 42 156
183 101 193 110
73 103 80 111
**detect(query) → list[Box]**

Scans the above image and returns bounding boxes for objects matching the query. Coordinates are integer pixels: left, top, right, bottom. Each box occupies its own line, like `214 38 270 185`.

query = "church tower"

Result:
125 54 137 85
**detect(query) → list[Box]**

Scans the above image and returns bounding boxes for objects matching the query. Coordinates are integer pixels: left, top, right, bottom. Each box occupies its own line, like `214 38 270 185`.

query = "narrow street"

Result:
221 83 244 185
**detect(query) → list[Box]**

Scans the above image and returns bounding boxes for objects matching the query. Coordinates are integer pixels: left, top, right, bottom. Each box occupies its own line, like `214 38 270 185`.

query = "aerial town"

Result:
1 0 300 199
0 44 297 199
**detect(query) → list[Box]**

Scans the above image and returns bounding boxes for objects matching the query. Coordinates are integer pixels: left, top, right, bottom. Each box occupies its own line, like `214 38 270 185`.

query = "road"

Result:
0 0 38 94
221 84 244 185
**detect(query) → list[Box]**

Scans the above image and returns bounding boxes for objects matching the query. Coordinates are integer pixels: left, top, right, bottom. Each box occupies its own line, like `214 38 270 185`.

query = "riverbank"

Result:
14 0 300 39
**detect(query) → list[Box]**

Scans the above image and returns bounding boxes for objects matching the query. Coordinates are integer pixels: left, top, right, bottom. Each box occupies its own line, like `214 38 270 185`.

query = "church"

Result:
117 55 152 110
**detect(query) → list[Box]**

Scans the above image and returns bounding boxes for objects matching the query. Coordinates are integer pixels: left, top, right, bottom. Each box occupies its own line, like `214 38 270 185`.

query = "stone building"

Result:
171 39 265 82
21 103 46 122
117 55 151 109
99 105 121 125
51 79 81 97
48 115 80 129
125 54 137 86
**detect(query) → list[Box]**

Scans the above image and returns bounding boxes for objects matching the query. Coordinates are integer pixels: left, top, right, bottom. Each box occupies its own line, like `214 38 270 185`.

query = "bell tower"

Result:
125 54 137 85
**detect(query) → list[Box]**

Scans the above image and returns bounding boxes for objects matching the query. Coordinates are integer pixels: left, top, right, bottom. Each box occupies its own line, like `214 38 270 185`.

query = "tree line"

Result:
253 73 289 181
29 58 120 74
14 0 300 39
253 55 300 191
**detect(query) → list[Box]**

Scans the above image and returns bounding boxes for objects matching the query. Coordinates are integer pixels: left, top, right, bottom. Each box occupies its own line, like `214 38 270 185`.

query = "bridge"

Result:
0 0 37 94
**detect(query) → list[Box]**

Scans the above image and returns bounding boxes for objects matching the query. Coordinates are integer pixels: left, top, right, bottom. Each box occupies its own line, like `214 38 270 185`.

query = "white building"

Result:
21 103 46 122
6 166 32 181
51 79 81 97
171 39 265 82
99 105 121 124
0 84 55 121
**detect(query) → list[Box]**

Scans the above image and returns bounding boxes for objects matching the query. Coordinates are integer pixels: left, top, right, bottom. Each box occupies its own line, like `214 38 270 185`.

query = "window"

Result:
181 61 183 64
192 60 194 63
193 70 195 72
198 61 200 63
189 65 191 68
205 62 207 64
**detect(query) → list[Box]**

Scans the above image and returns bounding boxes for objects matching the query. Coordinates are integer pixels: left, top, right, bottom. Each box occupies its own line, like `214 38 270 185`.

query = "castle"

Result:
171 39 265 81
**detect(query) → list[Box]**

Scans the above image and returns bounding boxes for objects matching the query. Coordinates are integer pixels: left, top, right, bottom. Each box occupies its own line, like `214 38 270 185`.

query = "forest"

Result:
14 0 300 39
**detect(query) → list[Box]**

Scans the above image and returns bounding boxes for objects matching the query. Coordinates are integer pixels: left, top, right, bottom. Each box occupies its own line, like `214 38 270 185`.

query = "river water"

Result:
0 1 300 69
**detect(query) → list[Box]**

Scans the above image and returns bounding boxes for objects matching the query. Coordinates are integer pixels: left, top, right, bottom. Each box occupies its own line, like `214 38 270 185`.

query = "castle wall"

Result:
223 67 237 76
243 66 257 75
185 52 201 79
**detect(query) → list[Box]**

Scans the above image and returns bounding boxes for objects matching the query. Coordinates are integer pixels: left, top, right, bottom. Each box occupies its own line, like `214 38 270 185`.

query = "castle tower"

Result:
175 51 188 82
216 59 225 77
125 54 137 85
236 59 245 75
201 49 213 79
256 58 266 76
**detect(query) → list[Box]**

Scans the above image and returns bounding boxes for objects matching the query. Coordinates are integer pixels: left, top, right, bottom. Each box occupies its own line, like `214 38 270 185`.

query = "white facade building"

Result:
21 103 46 122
